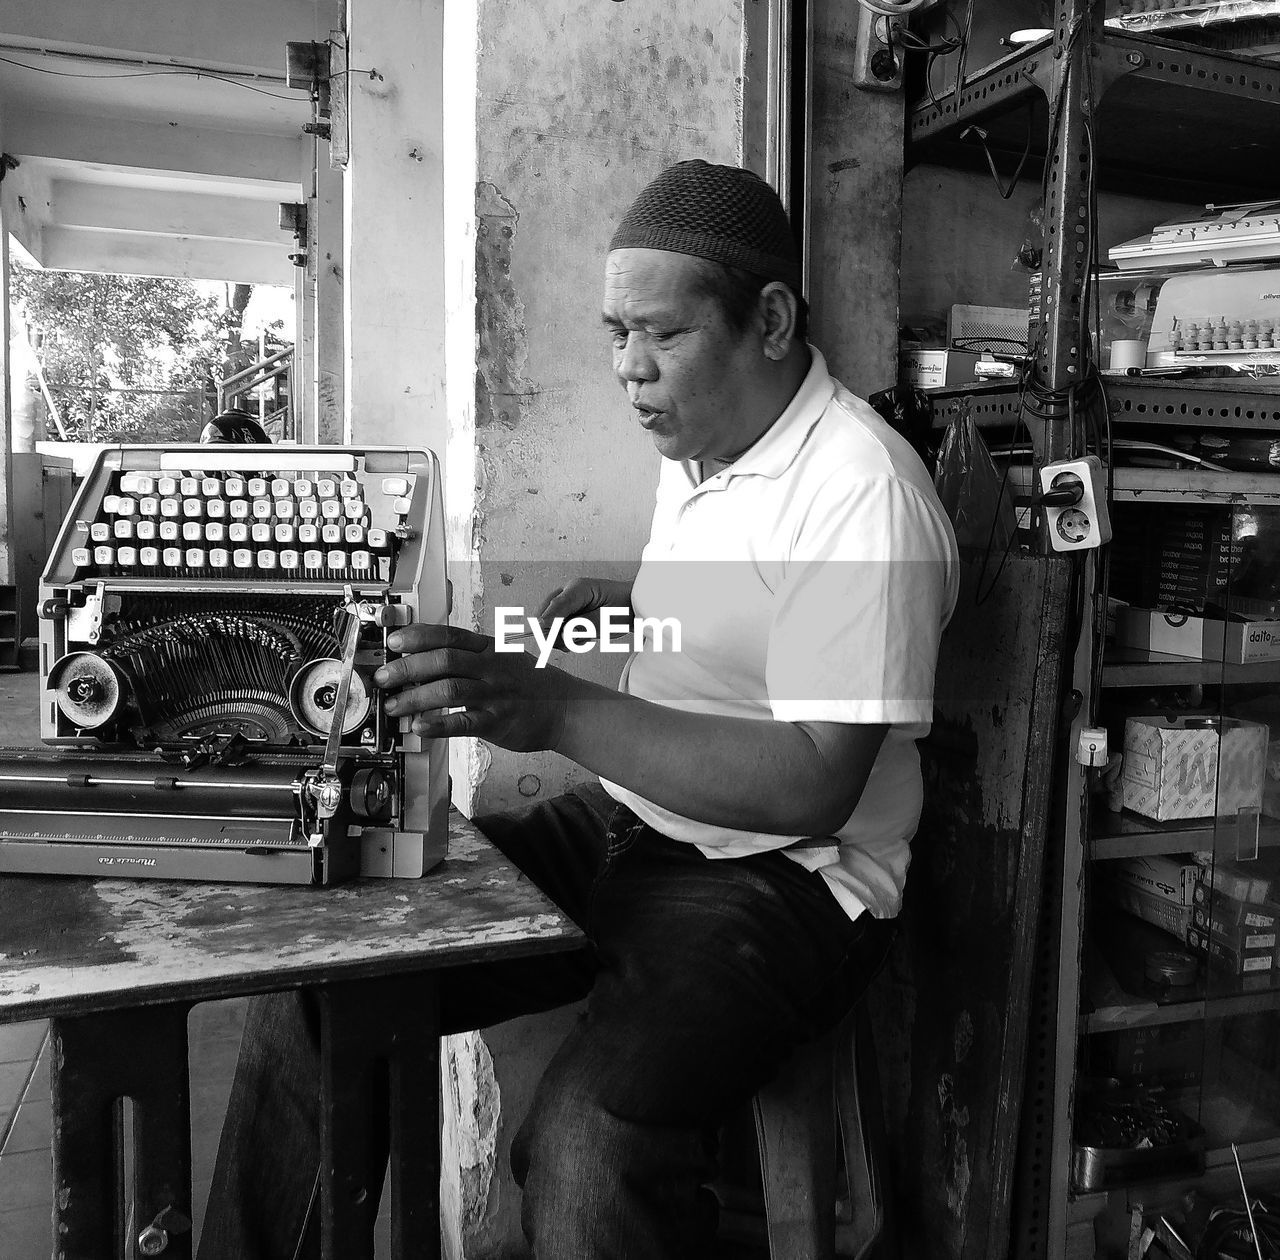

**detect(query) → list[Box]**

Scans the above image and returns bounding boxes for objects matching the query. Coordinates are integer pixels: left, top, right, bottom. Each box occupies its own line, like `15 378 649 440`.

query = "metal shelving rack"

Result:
907 4 1280 1256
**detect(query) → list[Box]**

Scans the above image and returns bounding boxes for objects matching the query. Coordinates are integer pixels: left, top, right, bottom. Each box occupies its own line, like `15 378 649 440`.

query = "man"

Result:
200 160 958 1259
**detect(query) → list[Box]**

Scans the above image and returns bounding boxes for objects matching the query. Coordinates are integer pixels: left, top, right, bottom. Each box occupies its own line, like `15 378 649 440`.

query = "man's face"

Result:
603 248 761 463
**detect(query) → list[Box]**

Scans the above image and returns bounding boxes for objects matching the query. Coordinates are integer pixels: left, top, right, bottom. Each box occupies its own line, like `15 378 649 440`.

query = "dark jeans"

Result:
197 783 897 1260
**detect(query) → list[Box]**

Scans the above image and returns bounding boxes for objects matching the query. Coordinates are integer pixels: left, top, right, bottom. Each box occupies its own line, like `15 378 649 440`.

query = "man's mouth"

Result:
633 404 665 430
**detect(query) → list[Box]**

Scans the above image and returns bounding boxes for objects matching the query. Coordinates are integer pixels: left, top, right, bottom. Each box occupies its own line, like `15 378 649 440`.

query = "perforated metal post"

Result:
1032 0 1099 468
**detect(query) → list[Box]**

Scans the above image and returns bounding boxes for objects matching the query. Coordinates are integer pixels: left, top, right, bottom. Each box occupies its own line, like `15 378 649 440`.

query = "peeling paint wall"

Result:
455 2 746 1252
470 0 745 816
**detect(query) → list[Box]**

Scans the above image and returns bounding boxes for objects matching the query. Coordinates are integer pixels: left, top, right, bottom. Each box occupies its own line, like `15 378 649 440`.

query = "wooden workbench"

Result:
0 810 585 1259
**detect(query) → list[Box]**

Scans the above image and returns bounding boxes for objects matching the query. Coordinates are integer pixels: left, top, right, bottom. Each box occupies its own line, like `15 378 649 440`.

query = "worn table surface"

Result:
0 810 585 1022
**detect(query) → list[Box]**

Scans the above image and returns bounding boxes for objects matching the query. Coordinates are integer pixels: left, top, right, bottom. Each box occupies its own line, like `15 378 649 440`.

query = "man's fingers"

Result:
535 586 568 620
409 708 482 739
386 622 489 655
383 676 485 716
376 645 487 690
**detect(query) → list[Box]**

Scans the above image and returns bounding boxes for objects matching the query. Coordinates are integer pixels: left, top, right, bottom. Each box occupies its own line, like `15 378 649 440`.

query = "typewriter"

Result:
0 444 448 886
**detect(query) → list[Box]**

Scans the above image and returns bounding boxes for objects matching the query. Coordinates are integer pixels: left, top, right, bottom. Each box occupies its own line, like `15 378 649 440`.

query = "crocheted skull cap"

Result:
609 160 802 291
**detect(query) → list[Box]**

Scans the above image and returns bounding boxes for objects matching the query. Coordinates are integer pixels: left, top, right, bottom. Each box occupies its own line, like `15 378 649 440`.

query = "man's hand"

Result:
536 577 633 631
374 624 574 751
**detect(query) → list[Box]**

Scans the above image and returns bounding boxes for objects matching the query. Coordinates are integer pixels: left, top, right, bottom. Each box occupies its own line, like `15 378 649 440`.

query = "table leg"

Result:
316 975 441 1260
50 1002 194 1259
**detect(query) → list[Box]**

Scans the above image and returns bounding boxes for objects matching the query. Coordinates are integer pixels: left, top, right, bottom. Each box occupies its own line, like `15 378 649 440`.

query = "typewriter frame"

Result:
0 444 449 886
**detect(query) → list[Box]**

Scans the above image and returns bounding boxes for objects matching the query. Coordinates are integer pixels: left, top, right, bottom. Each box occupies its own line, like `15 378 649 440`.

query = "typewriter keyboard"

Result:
67 469 418 583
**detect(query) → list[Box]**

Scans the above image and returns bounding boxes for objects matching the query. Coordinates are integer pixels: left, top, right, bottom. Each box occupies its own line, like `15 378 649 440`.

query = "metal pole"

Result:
1034 0 1097 468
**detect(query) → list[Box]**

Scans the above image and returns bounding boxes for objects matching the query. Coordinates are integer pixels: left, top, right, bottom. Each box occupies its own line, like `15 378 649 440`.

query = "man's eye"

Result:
610 330 629 349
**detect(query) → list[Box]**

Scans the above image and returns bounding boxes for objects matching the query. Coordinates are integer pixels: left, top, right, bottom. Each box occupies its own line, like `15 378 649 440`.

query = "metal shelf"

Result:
1087 985 1280 1033
1091 812 1280 861
1106 379 1280 432
1102 647 1280 687
910 31 1280 202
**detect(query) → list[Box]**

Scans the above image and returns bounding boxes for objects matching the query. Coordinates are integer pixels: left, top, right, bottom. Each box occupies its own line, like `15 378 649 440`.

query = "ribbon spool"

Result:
288 657 373 737
49 652 128 730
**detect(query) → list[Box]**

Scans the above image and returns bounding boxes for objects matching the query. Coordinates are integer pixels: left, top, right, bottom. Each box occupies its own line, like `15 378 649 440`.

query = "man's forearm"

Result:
552 673 884 836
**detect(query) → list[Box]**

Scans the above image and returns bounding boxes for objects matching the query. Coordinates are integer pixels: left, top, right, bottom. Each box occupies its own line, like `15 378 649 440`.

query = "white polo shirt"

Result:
600 347 959 923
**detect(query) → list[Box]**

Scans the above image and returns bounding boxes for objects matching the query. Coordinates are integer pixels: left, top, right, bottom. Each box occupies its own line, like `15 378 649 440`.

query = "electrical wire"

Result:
854 0 933 17
961 108 1035 200
0 53 306 102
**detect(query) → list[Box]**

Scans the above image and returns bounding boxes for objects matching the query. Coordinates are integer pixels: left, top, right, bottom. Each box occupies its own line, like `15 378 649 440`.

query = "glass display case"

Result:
1074 493 1280 1247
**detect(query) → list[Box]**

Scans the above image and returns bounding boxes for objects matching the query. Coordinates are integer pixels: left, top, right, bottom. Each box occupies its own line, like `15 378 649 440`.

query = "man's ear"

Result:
757 282 800 360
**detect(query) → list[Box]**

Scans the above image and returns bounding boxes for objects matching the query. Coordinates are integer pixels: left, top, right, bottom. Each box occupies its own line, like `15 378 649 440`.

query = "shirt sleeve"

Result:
766 472 957 725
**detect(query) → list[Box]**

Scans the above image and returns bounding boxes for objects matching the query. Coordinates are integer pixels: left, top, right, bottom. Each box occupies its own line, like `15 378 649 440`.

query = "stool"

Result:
753 1003 895 1260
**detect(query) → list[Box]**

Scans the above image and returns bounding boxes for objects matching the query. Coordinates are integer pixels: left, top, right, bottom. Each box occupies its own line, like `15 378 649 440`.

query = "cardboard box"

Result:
1122 716 1268 821
1195 854 1280 905
1186 926 1274 976
1108 854 1201 907
1191 903 1278 953
1097 876 1193 938
1114 606 1280 664
899 349 980 388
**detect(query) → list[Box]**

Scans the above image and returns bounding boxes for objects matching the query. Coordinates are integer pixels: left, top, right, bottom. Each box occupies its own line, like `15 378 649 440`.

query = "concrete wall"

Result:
449 2 747 1252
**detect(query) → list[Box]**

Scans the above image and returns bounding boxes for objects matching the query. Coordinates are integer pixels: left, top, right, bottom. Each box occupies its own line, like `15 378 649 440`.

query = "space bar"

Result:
0 810 306 850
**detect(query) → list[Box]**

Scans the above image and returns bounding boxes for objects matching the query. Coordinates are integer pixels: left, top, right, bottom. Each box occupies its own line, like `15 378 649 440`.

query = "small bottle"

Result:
1227 319 1244 350
1260 319 1276 350
1213 316 1229 350
1198 319 1216 350
1243 319 1259 350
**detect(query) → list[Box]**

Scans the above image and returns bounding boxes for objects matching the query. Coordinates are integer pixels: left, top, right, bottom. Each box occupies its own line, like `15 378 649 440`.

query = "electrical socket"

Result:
1038 456 1112 553
853 7 903 92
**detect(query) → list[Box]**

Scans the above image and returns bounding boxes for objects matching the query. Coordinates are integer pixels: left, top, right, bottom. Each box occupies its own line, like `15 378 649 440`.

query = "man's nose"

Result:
616 334 657 384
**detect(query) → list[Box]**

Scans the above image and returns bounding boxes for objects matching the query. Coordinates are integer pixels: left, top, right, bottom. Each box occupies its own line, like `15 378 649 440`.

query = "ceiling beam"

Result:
40 226 296 286
1 160 52 264
7 109 305 186
51 181 292 247
0 0 335 79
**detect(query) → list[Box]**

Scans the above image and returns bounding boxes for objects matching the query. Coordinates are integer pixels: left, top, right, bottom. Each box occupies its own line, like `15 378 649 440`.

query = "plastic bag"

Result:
933 398 1018 552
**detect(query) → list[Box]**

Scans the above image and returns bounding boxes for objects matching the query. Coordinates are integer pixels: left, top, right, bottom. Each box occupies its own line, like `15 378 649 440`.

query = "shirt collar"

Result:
679 346 836 491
